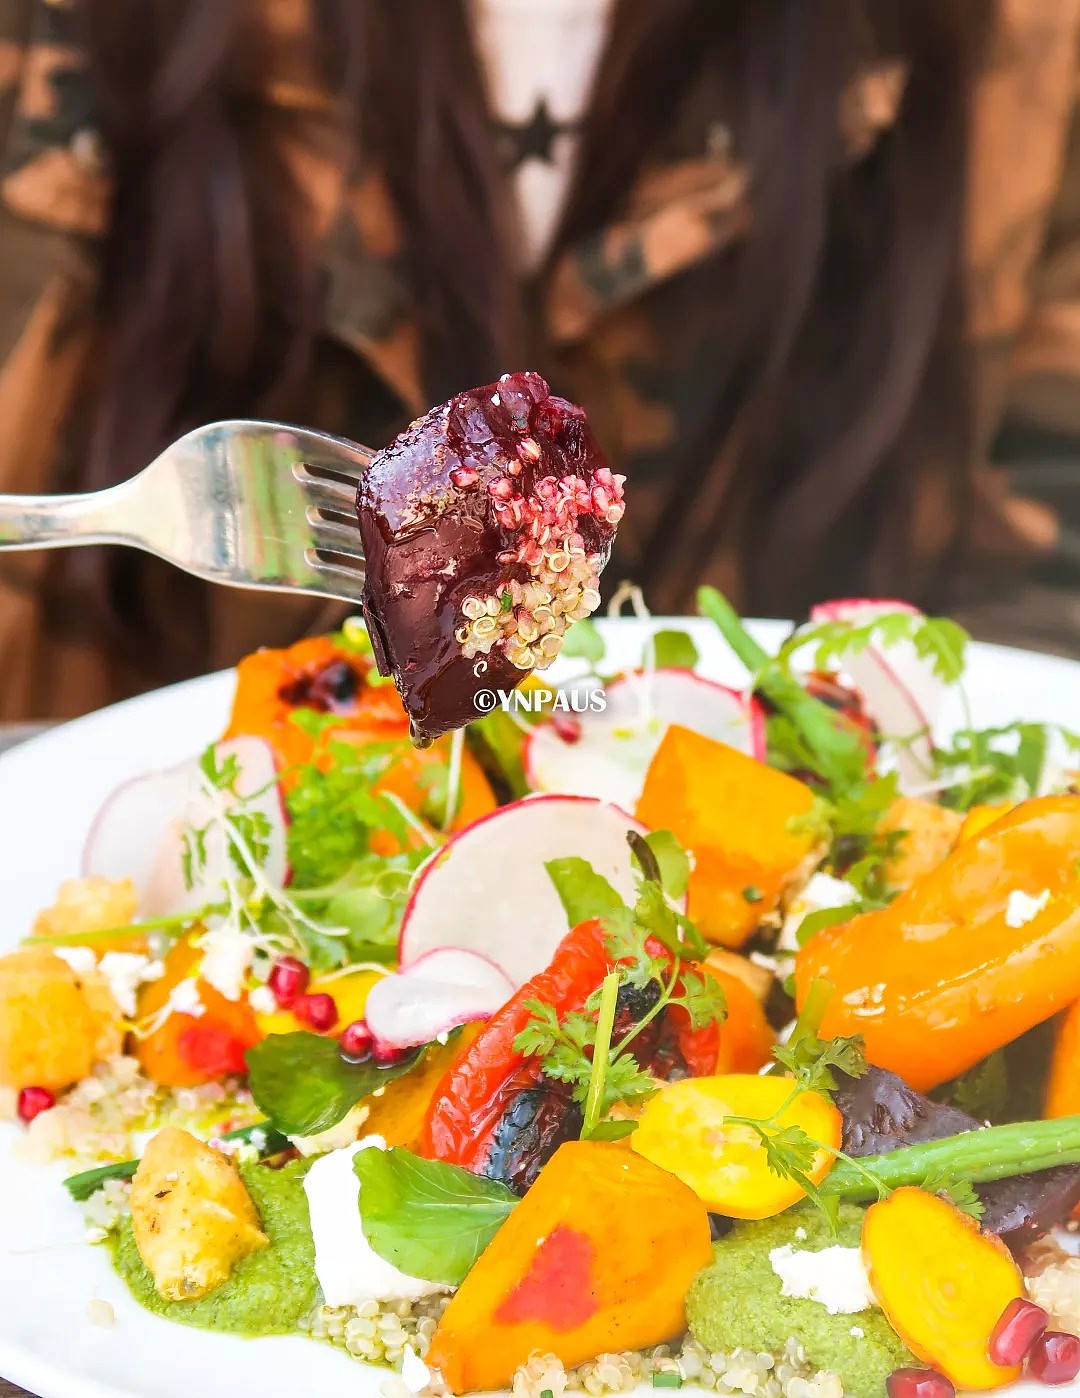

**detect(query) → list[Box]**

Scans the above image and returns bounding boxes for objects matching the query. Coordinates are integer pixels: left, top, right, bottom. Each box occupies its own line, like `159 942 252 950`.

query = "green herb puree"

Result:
685 1204 913 1397
111 1158 316 1335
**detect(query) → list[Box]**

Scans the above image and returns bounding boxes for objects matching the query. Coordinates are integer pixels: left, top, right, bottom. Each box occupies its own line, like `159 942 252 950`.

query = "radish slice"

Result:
399 794 666 986
808 598 945 788
83 737 287 916
523 668 766 809
363 948 515 1050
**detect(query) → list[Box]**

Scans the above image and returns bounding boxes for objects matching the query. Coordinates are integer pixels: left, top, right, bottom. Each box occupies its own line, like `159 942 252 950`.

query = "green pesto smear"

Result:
686 1204 913 1398
111 1158 316 1335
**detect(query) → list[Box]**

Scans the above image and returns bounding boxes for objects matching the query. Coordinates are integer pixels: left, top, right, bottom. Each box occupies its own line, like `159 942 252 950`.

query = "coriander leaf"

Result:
934 1051 1009 1123
355 1147 517 1285
669 968 728 1031
641 830 691 899
650 629 700 671
920 1167 985 1221
756 1122 820 1181
560 617 605 664
545 857 627 928
246 1032 421 1136
774 1028 867 1095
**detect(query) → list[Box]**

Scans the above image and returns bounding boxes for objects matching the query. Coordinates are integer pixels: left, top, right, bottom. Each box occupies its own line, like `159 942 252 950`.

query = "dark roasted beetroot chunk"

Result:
356 372 624 742
835 1065 1080 1250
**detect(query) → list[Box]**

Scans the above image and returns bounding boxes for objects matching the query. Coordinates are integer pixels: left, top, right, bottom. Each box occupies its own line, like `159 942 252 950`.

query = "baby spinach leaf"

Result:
560 617 605 664
545 856 627 927
246 1032 420 1137
355 1147 517 1285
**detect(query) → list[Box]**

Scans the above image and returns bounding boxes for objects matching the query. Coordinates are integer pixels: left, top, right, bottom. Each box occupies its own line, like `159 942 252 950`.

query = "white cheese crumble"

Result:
198 925 255 1002
303 1136 452 1307
779 873 860 953
52 946 97 976
850 1326 865 1339
248 985 278 1015
1005 888 1050 929
99 952 164 1017
401 1345 431 1393
166 978 205 1019
769 1244 878 1315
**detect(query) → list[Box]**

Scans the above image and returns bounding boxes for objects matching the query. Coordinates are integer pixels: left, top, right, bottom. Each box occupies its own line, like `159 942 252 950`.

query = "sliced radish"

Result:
399 794 666 986
83 737 287 916
363 948 515 1050
523 669 766 809
808 598 945 788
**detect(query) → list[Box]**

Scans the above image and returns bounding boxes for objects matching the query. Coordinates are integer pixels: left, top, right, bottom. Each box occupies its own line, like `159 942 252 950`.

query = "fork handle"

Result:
0 483 136 550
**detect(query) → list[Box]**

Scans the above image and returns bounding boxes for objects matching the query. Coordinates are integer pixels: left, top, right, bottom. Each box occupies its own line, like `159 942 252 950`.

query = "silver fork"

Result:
0 420 371 603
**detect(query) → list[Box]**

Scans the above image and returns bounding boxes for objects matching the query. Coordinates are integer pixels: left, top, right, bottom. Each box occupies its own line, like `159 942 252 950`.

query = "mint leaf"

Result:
651 629 700 671
355 1147 517 1285
246 1033 421 1136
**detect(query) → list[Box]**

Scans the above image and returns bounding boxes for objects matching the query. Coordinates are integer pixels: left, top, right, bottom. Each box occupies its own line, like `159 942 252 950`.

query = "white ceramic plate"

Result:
2 617 1079 1398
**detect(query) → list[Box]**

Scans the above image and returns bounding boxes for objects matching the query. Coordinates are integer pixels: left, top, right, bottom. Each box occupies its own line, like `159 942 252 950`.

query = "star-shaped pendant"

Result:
493 97 576 170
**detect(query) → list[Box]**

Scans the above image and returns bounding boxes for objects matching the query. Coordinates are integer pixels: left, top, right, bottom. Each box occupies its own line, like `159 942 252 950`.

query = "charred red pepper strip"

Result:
419 920 611 1170
419 922 720 1170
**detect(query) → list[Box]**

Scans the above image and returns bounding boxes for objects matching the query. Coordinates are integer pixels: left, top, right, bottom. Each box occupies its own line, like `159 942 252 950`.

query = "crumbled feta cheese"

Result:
166 978 205 1018
850 1326 865 1339
779 873 859 953
290 1102 370 1156
1005 889 1050 929
52 946 98 976
769 1244 878 1315
794 1226 808 1241
401 1346 431 1393
249 985 277 1015
198 925 254 1001
98 952 157 1017
304 1136 452 1306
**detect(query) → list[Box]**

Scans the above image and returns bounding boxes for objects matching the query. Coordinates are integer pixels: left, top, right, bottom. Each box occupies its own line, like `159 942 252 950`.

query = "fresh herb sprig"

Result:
516 833 726 1139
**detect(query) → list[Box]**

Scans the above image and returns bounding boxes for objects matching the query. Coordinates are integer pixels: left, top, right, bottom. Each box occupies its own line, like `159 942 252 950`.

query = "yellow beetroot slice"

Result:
862 1188 1024 1390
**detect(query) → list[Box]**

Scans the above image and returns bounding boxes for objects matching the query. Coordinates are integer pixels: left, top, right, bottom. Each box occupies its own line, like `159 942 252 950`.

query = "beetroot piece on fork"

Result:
356 371 625 742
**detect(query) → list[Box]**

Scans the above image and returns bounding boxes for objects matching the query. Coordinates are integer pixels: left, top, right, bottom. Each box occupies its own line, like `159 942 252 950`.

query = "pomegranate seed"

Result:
373 1039 408 1066
268 956 309 1008
339 1020 374 1062
551 713 581 744
17 1086 56 1123
449 466 479 490
1028 1332 1080 1385
886 1370 955 1398
292 992 338 1032
989 1298 1049 1367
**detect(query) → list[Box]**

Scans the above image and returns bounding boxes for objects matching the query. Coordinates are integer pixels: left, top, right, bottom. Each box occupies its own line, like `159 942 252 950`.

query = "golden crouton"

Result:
130 1127 268 1301
32 877 141 953
880 796 963 890
0 949 123 1089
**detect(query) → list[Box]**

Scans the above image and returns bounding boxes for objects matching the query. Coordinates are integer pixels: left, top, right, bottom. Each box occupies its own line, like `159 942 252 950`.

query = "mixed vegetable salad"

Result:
6 593 1080 1398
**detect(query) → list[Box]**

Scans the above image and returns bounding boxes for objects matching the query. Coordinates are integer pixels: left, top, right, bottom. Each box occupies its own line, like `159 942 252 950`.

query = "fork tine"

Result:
306 517 366 559
293 466 357 517
305 550 367 601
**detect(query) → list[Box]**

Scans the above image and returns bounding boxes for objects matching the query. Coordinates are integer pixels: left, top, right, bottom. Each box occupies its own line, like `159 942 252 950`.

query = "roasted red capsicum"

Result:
418 919 719 1171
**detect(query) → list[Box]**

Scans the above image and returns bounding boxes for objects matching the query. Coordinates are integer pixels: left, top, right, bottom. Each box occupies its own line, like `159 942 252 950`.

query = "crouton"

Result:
880 796 963 890
32 877 141 953
0 949 123 1089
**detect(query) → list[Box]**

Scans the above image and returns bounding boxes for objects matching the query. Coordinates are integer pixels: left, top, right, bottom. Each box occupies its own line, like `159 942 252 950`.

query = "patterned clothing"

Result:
1 0 1079 718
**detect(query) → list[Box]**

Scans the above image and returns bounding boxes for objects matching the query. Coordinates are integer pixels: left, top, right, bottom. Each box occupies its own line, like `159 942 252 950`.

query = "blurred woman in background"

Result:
0 0 1070 718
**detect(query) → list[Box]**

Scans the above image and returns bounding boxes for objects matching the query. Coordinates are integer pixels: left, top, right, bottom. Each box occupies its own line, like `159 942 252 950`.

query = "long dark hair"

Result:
79 0 989 674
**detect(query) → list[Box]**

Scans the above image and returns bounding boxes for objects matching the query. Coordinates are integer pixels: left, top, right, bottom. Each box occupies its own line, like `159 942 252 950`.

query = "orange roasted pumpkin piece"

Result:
363 1024 483 1149
224 634 495 846
879 796 963 889
703 966 774 1073
135 934 261 1087
797 795 1080 1091
636 726 817 948
863 1187 1024 1390
425 1141 711 1393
